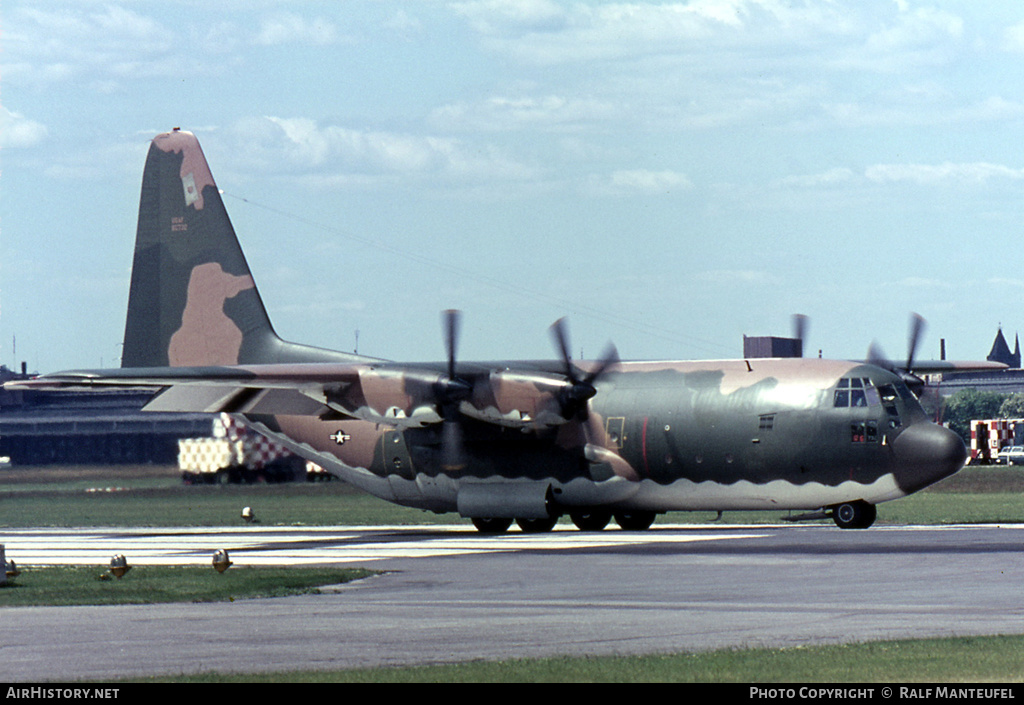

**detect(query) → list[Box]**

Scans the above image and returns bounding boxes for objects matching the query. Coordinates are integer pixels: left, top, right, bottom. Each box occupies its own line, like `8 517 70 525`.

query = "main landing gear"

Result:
830 500 877 529
470 510 657 534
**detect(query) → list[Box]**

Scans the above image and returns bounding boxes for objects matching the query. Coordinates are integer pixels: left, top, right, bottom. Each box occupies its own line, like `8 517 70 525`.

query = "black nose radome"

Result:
892 422 967 494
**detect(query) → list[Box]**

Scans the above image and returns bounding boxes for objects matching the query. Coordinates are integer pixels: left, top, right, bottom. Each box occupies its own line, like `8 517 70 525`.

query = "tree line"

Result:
940 389 1024 443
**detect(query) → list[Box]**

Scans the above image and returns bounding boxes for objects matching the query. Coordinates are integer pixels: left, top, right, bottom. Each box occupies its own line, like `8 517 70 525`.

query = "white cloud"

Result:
384 10 423 37
865 162 1024 184
863 5 963 53
451 0 569 35
453 0 858 64
256 12 338 46
610 169 693 193
820 93 1024 130
988 277 1024 289
896 276 952 289
3 6 342 88
774 168 855 189
432 94 618 132
229 116 535 183
586 169 693 196
4 6 173 84
774 161 1024 193
1003 21 1024 53
694 269 782 286
0 107 48 148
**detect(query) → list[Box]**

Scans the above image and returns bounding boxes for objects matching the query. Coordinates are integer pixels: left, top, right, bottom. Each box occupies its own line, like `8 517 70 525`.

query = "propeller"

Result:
437 309 471 470
433 312 619 468
905 312 925 372
867 312 927 396
549 317 619 419
792 314 808 358
445 308 460 382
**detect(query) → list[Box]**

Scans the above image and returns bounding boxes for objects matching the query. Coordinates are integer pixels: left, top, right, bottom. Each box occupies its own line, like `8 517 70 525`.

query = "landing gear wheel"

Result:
614 511 656 531
831 501 876 529
570 511 612 531
471 517 513 534
516 516 558 533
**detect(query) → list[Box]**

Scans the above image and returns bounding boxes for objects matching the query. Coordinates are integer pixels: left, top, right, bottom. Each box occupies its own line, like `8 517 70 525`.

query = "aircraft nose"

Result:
891 422 967 494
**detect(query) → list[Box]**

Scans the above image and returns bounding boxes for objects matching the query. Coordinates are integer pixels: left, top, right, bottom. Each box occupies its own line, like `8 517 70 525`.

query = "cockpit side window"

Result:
874 383 903 427
895 381 917 402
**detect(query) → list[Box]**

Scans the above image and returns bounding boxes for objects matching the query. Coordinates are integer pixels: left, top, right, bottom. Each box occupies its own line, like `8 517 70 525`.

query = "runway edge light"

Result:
0 546 16 583
213 549 232 573
109 554 131 579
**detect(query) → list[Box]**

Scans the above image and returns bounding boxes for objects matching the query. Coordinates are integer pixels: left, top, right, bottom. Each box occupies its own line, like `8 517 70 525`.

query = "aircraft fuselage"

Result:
246 357 964 522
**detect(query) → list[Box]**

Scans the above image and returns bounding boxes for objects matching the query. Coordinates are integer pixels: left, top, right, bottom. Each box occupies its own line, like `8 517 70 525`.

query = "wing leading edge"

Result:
7 362 585 432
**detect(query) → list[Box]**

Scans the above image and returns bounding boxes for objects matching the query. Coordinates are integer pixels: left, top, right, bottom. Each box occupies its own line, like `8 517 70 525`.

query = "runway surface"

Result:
1 523 1023 681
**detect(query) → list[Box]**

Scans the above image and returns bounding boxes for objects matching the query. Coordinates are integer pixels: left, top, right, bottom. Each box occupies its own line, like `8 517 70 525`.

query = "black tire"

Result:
614 511 656 531
570 511 612 531
471 517 513 534
516 516 558 533
832 501 876 529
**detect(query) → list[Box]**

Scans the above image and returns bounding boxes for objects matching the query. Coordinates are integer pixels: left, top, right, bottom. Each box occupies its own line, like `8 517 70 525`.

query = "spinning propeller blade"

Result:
906 312 925 373
866 312 927 396
439 309 469 470
792 314 808 357
549 318 618 418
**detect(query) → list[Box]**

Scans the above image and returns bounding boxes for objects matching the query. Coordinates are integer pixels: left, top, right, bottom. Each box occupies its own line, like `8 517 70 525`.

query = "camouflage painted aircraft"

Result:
9 129 986 531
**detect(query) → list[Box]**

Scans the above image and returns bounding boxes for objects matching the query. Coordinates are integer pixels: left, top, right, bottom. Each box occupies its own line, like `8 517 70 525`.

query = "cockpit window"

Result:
833 378 878 408
835 376 902 430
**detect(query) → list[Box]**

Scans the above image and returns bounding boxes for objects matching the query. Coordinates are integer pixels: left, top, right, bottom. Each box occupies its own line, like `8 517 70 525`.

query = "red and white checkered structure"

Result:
969 418 1024 462
179 413 293 473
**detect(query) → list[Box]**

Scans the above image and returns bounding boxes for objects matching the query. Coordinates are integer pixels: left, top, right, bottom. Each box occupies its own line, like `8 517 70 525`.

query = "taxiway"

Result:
1 523 1022 681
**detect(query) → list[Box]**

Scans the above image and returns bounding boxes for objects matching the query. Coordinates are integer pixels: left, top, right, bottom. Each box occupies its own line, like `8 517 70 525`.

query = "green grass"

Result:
1 464 1022 529
128 635 1024 682
0 565 374 607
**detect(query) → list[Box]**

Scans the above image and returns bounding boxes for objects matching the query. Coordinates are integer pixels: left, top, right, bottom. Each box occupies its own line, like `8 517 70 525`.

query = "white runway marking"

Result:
0 525 770 567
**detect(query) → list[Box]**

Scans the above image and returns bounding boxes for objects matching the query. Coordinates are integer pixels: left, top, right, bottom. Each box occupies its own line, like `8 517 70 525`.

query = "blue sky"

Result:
4 0 1024 373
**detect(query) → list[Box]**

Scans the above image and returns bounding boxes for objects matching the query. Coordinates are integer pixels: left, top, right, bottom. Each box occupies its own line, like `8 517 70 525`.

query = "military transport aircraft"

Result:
7 129 987 532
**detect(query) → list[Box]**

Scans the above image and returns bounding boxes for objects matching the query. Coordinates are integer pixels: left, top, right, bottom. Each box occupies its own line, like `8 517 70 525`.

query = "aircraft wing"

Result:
5 362 578 431
908 360 1009 374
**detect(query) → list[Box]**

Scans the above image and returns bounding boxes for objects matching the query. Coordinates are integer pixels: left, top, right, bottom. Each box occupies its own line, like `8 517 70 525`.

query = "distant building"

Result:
1 388 211 466
923 327 1024 398
743 335 802 359
987 328 1021 369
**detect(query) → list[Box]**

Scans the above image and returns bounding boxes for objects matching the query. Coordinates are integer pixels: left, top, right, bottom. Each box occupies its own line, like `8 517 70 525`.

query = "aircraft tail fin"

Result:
122 129 352 368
